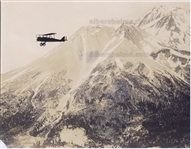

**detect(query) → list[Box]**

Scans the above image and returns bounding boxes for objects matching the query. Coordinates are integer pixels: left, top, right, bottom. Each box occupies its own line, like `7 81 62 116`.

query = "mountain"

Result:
0 6 190 148
115 23 165 53
42 24 190 148
0 25 116 147
139 5 190 51
138 5 190 83
150 48 190 83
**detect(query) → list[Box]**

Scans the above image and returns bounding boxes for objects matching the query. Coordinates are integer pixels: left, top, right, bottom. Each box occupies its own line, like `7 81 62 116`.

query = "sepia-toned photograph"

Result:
1 0 190 148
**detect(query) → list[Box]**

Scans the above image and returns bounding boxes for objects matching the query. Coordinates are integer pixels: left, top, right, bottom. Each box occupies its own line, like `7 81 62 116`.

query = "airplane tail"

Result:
61 36 67 41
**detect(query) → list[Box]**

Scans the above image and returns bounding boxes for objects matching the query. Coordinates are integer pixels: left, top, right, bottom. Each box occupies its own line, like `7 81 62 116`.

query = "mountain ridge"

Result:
139 5 190 51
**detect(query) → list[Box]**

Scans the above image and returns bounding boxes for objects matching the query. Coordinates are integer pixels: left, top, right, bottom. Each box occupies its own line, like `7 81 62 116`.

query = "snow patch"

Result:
92 28 101 35
2 67 31 83
170 49 190 59
170 26 175 30
81 33 87 71
60 127 87 146
143 44 153 54
33 74 51 97
115 58 124 69
92 71 98 76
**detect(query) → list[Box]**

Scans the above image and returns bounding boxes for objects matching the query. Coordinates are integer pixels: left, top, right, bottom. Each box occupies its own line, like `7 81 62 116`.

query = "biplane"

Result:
36 33 67 46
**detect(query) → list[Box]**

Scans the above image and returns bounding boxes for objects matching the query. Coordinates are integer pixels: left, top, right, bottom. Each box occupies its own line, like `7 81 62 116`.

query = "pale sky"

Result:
1 1 190 73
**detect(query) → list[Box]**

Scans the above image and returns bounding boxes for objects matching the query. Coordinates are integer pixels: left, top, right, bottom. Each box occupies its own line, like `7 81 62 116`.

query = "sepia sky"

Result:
1 1 190 73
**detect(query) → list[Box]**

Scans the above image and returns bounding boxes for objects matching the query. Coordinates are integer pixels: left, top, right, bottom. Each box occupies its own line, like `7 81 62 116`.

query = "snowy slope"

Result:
0 25 116 147
49 26 189 148
139 5 190 51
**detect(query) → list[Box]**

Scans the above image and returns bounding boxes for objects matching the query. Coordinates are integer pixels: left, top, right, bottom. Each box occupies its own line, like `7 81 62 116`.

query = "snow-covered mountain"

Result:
138 5 190 83
0 6 190 148
151 48 190 83
115 23 165 53
0 25 116 147
139 5 190 51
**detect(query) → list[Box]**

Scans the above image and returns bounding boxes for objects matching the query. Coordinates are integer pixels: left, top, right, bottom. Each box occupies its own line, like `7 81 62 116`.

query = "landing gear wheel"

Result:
40 43 46 46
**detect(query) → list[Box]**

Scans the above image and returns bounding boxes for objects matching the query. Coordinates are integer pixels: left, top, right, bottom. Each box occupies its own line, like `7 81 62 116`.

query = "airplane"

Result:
36 33 67 46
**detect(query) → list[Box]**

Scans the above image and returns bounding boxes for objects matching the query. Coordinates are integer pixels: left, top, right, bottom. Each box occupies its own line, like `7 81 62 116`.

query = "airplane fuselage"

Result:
37 37 64 42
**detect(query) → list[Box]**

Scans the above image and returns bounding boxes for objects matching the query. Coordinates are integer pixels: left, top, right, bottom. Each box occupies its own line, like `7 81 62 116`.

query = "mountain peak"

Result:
70 25 115 41
139 5 190 50
152 5 168 11
139 5 189 27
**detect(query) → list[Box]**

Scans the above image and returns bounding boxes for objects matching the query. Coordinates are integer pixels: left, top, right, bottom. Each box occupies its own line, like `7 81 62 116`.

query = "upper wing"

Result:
43 33 56 36
36 33 56 36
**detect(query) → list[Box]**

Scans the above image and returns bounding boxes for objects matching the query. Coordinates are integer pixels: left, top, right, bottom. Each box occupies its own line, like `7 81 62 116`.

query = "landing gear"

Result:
40 42 46 46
